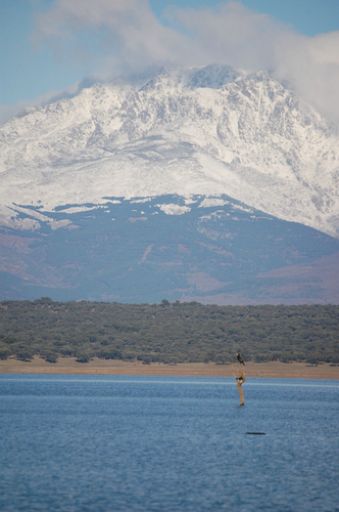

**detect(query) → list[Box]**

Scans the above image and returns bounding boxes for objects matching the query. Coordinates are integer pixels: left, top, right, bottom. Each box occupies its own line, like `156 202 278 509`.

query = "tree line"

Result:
0 298 338 365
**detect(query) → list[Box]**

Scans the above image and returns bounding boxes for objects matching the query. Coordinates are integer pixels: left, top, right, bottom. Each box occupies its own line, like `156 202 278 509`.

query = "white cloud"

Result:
173 2 339 123
11 0 339 125
274 31 339 122
34 0 194 75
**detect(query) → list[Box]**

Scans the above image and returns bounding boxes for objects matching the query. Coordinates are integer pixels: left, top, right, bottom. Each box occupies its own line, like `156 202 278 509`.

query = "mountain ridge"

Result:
0 65 338 237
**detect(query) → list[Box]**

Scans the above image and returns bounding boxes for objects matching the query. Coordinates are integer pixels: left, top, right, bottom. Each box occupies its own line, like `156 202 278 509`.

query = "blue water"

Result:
0 375 338 512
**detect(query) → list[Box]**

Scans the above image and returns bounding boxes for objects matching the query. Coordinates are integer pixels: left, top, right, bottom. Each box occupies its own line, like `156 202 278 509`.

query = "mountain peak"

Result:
0 65 338 237
184 64 241 89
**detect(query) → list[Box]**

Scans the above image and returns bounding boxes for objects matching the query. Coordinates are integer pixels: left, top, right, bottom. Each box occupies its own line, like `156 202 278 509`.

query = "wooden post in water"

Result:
236 368 246 406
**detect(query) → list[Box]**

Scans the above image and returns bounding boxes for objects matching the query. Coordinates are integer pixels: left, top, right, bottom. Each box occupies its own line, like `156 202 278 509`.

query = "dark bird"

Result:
236 352 245 365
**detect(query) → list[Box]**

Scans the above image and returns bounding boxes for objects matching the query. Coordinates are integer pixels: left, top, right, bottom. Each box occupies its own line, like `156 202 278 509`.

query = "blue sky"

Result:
151 0 339 35
1 0 339 122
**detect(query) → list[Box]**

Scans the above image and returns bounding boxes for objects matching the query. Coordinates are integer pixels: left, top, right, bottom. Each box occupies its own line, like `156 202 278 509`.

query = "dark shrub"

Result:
76 354 90 363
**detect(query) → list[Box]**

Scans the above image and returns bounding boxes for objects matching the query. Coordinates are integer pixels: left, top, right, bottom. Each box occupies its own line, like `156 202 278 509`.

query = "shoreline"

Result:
0 357 338 379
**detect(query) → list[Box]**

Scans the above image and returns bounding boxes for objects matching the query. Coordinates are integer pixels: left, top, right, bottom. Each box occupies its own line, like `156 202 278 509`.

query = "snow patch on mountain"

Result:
157 203 191 215
0 66 338 236
199 197 229 208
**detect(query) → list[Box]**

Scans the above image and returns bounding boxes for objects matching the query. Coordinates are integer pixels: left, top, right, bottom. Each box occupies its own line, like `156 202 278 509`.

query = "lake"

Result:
0 375 338 512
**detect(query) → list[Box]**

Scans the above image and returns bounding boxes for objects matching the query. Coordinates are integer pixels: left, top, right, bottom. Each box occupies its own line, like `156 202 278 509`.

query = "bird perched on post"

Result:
236 352 245 365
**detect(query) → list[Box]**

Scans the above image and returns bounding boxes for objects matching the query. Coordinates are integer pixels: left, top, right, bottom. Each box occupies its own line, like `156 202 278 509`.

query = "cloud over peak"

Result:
26 1 339 124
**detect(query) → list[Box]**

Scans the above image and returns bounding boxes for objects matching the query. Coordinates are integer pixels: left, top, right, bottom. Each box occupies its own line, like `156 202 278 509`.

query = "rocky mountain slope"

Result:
0 65 338 236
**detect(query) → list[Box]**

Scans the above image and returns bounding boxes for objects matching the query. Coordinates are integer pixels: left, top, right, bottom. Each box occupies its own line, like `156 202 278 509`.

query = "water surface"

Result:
0 375 338 512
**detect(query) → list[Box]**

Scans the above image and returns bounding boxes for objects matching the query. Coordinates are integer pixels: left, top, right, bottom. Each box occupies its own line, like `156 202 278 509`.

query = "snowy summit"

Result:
0 65 338 237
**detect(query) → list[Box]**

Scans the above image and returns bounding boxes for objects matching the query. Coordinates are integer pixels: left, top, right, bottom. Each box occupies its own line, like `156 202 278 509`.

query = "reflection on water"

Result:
0 375 338 512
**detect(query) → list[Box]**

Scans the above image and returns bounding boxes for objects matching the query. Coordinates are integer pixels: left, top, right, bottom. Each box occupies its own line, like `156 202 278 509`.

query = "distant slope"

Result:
1 196 339 304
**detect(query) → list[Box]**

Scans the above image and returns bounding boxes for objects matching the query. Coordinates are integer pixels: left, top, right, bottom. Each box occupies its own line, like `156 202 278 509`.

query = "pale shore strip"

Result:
0 357 338 379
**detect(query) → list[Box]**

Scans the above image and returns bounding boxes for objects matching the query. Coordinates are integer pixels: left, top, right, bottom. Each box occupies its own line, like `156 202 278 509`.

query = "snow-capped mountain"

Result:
0 65 338 237
1 65 339 304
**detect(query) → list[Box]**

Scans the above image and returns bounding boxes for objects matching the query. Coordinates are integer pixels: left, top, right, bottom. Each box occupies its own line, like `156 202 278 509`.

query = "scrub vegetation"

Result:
0 299 338 365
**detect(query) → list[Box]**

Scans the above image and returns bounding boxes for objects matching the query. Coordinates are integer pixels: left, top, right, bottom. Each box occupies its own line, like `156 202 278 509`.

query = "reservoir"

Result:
0 375 338 512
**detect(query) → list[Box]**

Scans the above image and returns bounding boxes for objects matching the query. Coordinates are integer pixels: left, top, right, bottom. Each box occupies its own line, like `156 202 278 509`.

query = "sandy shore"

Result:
0 357 338 379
